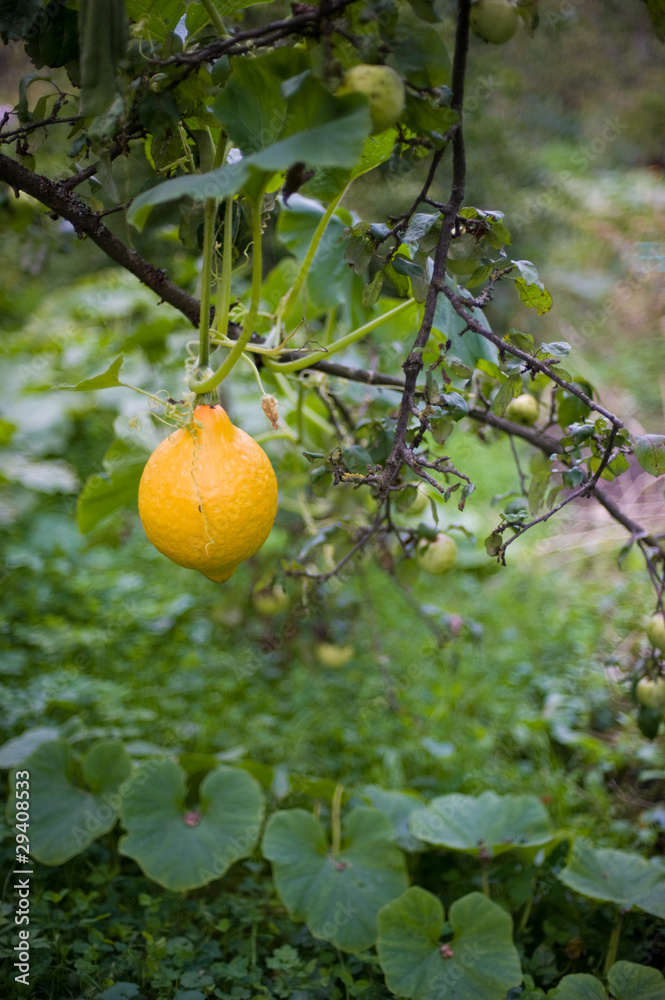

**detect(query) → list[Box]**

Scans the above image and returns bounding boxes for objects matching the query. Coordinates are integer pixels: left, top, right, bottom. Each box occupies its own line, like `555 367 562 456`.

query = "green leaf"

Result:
6 740 132 865
540 341 571 358
644 0 665 41
515 276 553 314
277 198 357 312
638 703 663 740
125 0 183 41
57 354 125 391
0 0 41 42
409 790 555 858
376 887 522 1000
634 435 665 476
558 840 665 918
562 468 585 489
0 726 61 768
119 760 265 891
556 383 592 429
77 437 148 534
262 806 409 952
432 286 498 371
608 961 665 1000
128 100 371 230
528 452 553 515
493 374 522 416
343 445 373 474
388 24 451 89
441 391 468 421
547 975 608 999
24 5 78 69
360 785 425 853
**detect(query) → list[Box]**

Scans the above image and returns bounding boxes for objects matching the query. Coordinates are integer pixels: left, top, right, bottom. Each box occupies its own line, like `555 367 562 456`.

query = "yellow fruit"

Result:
315 643 355 668
470 0 519 45
647 614 665 652
338 64 405 135
505 393 539 425
636 676 665 710
416 533 458 575
253 584 288 616
138 404 278 583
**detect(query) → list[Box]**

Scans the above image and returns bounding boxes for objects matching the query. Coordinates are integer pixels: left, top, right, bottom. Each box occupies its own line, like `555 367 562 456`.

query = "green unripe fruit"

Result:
315 642 355 668
338 64 405 135
505 393 539 425
253 585 288 616
408 483 431 516
647 613 665 652
636 676 665 710
416 533 458 575
470 0 519 45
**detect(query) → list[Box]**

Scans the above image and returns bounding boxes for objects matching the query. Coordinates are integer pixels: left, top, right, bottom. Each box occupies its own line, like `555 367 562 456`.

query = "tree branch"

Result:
0 151 203 327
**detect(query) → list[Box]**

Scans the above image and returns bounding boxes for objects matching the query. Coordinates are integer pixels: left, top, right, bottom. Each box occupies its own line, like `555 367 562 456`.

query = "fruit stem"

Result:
278 184 349 324
192 184 267 394
331 784 344 856
264 298 415 374
197 196 217 371
603 909 624 977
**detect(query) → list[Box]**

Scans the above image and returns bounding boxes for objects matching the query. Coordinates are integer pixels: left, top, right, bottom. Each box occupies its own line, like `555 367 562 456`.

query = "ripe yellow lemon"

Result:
138 404 278 583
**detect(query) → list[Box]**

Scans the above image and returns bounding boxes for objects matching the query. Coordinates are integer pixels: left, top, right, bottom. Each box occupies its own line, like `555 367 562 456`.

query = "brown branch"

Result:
0 115 81 144
377 0 471 502
0 151 203 327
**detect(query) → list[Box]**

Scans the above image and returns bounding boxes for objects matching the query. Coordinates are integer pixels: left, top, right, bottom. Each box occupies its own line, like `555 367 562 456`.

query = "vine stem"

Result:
197 198 217 370
278 184 349 324
192 185 267 394
214 196 234 340
199 0 227 36
264 298 416 374
331 784 344 856
603 910 624 977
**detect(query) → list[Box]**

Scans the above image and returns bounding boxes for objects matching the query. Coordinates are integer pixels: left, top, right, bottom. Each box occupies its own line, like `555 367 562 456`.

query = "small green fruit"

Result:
315 642 355 668
416 533 458 575
505 393 539 425
470 0 519 45
636 676 665 710
647 613 665 652
408 483 431 516
253 584 288 616
338 64 405 135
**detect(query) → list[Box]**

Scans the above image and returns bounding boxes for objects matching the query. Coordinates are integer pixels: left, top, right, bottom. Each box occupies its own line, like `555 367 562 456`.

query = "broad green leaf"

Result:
634 435 665 476
493 374 522 416
0 0 41 42
556 383 592 429
128 101 371 229
57 354 125 391
388 23 450 88
360 785 425 853
608 961 665 1000
77 438 148 534
262 806 408 952
6 740 132 864
515 277 553 314
547 975 608 999
119 760 265 891
125 0 184 42
376 887 522 1000
0 726 61 768
24 5 78 69
432 285 498 370
409 790 555 857
558 840 665 918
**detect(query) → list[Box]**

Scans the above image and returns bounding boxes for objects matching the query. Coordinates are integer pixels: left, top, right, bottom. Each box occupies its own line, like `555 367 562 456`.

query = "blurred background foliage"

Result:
1 0 665 994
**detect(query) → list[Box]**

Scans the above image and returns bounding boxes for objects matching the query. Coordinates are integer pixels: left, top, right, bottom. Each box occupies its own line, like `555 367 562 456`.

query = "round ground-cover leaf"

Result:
359 785 426 852
546 974 608 999
261 806 409 952
558 840 665 918
607 961 665 1000
409 791 555 858
7 739 132 865
118 760 265 891
376 886 522 1000
0 726 60 768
